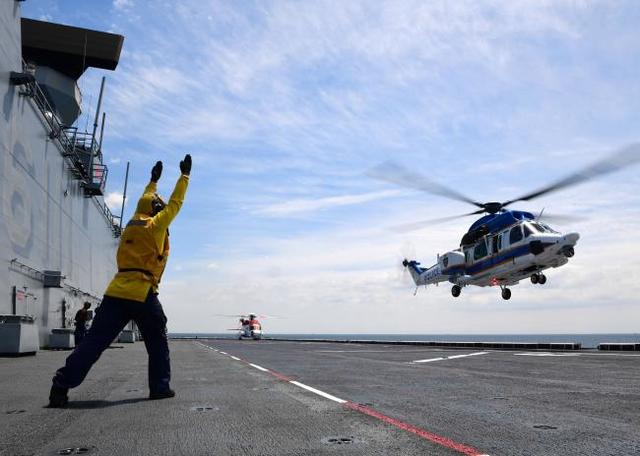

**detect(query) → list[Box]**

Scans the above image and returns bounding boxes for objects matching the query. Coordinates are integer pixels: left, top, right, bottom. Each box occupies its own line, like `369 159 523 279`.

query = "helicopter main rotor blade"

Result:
390 209 485 233
502 143 640 208
536 213 587 224
367 161 484 209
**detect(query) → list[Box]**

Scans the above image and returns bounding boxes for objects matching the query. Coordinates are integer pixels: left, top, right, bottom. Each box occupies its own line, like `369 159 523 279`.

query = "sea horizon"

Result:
169 332 640 349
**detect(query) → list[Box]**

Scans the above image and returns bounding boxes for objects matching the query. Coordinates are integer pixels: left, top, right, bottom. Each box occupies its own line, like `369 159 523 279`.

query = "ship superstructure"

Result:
1 2 125 349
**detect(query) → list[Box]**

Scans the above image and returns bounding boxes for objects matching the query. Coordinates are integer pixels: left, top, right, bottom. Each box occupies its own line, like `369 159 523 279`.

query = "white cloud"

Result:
257 190 402 216
113 0 133 11
104 191 124 211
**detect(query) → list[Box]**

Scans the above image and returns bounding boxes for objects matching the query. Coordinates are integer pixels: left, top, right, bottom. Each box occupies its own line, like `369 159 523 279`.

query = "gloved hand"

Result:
180 154 192 176
151 161 163 183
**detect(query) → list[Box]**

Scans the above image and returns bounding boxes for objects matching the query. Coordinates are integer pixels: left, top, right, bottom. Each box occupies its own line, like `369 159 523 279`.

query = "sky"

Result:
22 0 640 334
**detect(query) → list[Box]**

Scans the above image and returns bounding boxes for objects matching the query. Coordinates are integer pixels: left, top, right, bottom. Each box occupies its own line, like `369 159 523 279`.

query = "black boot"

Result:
149 389 175 400
48 385 69 408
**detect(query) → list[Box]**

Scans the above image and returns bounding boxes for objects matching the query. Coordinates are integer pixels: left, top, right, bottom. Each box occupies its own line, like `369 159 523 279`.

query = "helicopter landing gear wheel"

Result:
538 273 547 285
530 273 539 284
501 287 511 300
451 285 461 298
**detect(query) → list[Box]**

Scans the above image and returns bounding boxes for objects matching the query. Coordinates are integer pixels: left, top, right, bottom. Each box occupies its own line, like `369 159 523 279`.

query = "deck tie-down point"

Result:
57 448 93 455
321 436 358 445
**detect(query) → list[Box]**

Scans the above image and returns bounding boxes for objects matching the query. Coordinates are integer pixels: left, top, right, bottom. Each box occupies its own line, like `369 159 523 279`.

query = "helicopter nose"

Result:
564 232 580 245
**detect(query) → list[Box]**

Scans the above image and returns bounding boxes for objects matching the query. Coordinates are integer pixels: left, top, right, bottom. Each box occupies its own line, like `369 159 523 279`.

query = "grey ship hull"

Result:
1 3 118 347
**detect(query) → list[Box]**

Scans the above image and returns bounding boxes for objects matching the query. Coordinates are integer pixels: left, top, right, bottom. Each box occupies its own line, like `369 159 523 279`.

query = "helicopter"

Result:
369 144 640 300
222 314 265 340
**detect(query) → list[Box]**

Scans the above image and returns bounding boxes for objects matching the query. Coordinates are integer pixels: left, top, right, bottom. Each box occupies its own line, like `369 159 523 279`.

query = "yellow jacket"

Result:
104 175 189 302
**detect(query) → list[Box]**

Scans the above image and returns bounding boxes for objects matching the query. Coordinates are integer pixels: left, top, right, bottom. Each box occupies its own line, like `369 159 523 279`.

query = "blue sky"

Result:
23 1 640 333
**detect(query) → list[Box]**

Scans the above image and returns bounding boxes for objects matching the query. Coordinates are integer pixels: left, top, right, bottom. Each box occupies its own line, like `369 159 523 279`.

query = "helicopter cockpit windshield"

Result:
530 222 559 234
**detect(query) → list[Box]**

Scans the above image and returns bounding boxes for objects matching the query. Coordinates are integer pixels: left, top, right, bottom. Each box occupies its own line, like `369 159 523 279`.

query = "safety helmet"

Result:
136 192 166 216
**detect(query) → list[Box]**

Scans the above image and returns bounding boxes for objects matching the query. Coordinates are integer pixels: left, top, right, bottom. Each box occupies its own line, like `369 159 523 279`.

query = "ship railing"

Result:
20 60 121 237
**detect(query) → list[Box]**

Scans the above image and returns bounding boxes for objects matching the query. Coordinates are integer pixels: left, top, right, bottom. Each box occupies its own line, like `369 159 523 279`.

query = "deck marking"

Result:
514 352 579 357
219 351 228 355
289 381 347 404
268 370 293 382
194 342 489 456
230 355 241 360
413 357 445 363
413 352 488 363
344 402 488 456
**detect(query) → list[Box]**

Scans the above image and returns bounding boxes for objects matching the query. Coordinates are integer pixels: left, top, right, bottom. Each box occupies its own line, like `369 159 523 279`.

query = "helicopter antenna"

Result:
537 208 545 221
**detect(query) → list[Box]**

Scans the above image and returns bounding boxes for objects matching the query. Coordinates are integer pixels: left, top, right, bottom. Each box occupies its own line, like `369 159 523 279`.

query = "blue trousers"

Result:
74 325 86 346
53 291 171 394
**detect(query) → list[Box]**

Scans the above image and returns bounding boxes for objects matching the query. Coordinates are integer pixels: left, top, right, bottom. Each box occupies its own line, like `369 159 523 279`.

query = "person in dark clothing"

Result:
48 155 191 408
74 302 92 345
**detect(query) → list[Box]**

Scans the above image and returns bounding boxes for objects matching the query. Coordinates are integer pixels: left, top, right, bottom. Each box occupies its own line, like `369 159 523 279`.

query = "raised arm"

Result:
151 154 191 230
134 161 163 213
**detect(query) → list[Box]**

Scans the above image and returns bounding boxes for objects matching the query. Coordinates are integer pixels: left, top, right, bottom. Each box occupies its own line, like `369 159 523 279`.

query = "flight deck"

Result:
1 339 639 455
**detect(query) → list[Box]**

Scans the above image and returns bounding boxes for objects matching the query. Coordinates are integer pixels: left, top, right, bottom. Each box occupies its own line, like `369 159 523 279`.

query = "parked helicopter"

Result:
220 314 265 340
369 144 639 300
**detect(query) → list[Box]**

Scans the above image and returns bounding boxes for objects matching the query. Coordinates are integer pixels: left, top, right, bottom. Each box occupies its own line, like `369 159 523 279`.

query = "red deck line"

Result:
202 343 487 456
344 402 486 456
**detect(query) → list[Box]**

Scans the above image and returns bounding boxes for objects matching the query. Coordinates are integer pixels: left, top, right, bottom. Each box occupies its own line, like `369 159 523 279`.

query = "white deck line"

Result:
249 363 269 372
446 351 489 360
413 352 489 363
514 352 579 357
230 356 241 360
289 380 346 404
413 357 445 363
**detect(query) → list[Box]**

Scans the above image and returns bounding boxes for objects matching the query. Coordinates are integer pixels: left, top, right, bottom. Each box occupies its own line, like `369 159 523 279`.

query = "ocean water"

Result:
170 333 640 349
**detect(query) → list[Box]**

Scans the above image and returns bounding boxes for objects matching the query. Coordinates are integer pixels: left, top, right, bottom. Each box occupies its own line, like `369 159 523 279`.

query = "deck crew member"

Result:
73 302 92 345
49 155 192 407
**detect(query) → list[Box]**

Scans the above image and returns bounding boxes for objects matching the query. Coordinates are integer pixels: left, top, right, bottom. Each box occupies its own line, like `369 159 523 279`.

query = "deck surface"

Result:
1 339 639 455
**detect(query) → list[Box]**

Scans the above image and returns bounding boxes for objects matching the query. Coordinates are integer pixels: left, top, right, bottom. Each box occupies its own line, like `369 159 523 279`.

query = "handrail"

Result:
20 61 121 237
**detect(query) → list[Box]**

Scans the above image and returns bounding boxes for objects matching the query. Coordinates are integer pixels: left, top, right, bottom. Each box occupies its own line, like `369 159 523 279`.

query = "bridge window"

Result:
509 225 523 244
473 239 488 260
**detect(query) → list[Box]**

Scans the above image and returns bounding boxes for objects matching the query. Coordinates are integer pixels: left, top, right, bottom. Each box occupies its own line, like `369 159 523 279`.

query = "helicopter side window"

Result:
509 225 523 244
473 239 488 261
491 235 499 255
499 231 509 250
523 224 533 238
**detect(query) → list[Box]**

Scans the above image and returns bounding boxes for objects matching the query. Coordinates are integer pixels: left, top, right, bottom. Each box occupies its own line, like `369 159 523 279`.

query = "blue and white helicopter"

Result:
370 145 639 300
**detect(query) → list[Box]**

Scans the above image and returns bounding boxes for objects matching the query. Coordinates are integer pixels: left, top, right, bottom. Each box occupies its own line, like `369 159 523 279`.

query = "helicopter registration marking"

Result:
413 352 489 363
423 265 442 281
